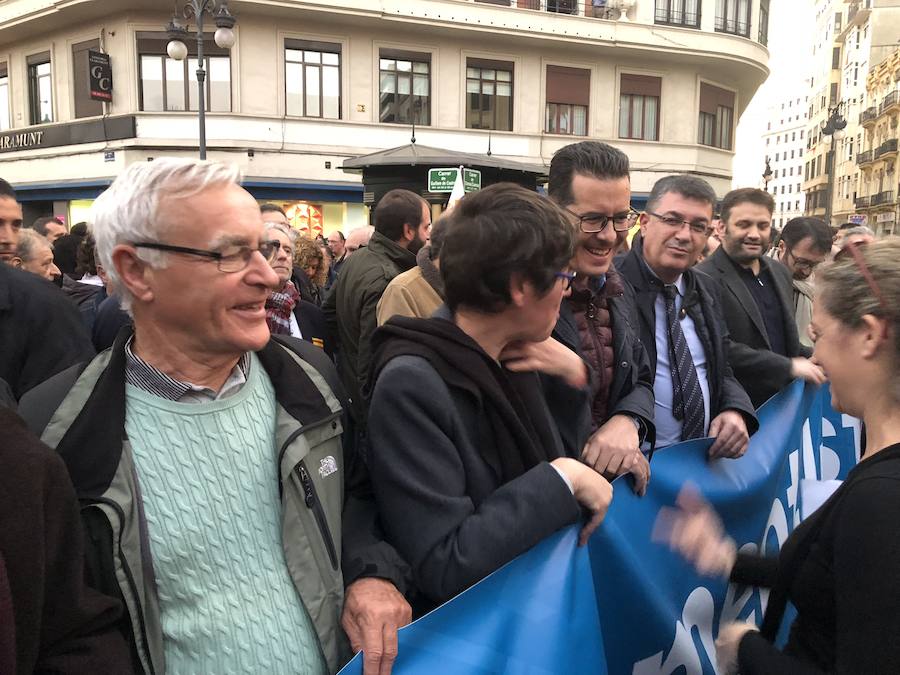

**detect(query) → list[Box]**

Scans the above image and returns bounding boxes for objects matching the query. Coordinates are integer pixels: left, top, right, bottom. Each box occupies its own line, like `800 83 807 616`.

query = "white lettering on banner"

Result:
633 588 717 675
630 408 860 675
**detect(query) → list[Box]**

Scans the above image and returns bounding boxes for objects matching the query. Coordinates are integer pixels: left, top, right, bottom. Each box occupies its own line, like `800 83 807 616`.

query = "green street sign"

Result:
463 168 481 192
427 167 482 193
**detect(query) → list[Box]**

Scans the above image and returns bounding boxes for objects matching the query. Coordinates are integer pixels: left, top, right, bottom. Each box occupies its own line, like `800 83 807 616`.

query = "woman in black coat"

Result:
663 238 900 674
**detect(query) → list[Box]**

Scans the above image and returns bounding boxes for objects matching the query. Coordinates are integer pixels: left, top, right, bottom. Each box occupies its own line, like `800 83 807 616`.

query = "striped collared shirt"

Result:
124 336 251 403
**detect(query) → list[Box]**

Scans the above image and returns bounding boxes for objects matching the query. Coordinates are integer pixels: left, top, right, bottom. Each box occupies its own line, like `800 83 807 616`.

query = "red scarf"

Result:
266 280 301 335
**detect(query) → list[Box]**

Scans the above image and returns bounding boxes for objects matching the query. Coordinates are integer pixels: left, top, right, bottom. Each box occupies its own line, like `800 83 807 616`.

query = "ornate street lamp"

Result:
762 156 773 192
820 104 847 225
166 1 237 160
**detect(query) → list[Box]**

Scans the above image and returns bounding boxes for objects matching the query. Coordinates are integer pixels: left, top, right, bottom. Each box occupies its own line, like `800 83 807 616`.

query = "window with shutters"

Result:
0 63 9 131
714 0 750 38
27 52 53 124
759 0 770 46
286 40 341 119
619 74 661 141
698 82 735 150
379 50 430 125
73 39 103 119
545 66 589 136
138 34 231 112
466 59 513 131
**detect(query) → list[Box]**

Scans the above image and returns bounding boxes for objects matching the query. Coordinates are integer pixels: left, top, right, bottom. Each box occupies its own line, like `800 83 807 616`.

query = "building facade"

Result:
763 94 809 229
0 0 770 232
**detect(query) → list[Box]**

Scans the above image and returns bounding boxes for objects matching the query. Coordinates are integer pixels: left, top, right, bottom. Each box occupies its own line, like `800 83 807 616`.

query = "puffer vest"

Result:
567 269 624 429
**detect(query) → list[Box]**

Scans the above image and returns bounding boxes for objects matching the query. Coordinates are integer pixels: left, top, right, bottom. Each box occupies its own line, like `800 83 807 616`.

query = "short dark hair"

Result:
76 233 99 277
373 189 425 242
780 217 833 254
441 183 574 314
720 188 775 224
646 175 718 214
329 230 345 242
31 216 65 237
548 141 630 207
837 221 856 231
428 215 451 260
0 178 15 200
260 203 286 217
71 221 89 236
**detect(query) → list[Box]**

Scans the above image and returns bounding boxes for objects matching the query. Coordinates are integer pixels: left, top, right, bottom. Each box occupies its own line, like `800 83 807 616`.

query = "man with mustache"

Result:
547 141 655 493
697 188 826 408
616 175 757 457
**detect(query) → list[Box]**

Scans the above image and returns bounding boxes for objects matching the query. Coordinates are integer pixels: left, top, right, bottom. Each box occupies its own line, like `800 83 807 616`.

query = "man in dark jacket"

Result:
616 175 757 457
547 141 655 494
0 407 132 674
697 188 826 407
323 189 432 429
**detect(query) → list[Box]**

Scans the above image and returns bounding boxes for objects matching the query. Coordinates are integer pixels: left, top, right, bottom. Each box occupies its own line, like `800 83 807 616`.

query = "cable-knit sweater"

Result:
124 354 327 674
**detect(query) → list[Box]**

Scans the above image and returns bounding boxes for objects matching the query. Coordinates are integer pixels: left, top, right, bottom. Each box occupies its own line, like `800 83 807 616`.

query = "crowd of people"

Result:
0 138 898 675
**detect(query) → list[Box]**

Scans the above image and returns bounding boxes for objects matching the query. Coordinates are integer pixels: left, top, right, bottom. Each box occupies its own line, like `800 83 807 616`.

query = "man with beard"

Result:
770 216 832 348
697 188 825 408
324 189 431 430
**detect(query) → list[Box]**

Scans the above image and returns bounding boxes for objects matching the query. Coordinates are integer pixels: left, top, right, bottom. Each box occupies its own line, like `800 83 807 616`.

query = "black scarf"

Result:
371 316 563 484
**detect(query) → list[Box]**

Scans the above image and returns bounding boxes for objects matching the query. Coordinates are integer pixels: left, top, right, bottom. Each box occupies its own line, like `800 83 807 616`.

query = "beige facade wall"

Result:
0 0 770 208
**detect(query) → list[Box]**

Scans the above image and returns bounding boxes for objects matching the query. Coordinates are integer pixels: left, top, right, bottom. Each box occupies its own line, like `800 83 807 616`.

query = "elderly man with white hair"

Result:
10 229 61 281
17 158 411 675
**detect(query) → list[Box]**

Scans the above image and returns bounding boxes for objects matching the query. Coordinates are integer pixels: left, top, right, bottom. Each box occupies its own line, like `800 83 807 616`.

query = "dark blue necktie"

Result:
662 285 705 441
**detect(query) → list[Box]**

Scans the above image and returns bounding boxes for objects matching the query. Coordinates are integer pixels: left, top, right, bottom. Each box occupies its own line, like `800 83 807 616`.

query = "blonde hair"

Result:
293 236 326 286
817 237 900 391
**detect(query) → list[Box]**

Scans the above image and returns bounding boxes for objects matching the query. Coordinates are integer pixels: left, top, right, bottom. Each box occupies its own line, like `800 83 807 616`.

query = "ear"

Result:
639 211 649 236
508 272 528 309
111 244 155 305
401 222 416 244
858 314 891 360
9 256 23 269
777 240 786 255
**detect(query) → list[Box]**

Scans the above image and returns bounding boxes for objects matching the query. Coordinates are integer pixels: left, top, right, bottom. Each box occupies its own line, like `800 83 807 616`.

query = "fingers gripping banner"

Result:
339 382 860 675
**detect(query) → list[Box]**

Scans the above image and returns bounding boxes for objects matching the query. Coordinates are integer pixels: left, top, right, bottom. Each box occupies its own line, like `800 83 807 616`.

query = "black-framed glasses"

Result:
785 248 824 271
554 271 576 290
133 240 280 273
647 211 712 236
563 206 639 234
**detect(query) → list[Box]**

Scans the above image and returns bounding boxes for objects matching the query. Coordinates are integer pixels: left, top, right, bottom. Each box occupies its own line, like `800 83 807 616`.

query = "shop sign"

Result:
0 115 135 154
876 211 895 223
848 214 868 225
88 51 113 102
427 168 482 193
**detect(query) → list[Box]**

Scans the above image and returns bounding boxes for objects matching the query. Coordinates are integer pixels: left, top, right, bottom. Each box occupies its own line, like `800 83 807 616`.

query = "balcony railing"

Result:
855 196 871 209
714 15 751 37
875 138 899 159
880 91 900 115
871 190 895 206
655 6 701 28
860 107 878 125
476 0 616 16
857 149 874 165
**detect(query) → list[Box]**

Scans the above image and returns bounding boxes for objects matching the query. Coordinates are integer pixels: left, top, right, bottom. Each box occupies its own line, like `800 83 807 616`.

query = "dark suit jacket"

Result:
293 299 334 360
616 243 758 434
697 247 813 408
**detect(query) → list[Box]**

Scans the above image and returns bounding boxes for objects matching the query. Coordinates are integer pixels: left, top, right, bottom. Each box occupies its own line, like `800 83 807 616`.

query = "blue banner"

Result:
339 382 860 674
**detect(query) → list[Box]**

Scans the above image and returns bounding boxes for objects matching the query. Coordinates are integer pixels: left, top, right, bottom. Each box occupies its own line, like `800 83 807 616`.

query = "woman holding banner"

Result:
662 238 900 674
367 184 612 614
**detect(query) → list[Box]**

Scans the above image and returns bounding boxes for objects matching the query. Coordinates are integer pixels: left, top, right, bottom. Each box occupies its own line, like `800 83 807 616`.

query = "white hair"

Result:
263 221 297 245
91 158 242 313
15 228 52 262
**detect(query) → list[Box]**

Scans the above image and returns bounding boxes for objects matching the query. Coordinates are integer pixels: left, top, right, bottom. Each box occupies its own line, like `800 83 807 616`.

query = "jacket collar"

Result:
708 246 770 345
366 231 417 272
56 326 335 498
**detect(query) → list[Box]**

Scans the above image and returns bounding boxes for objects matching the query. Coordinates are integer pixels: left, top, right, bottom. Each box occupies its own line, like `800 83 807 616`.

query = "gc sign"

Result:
88 50 113 102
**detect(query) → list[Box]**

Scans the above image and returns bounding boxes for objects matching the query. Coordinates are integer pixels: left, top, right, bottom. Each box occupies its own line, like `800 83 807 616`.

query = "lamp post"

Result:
762 156 773 192
820 103 847 227
166 1 237 160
